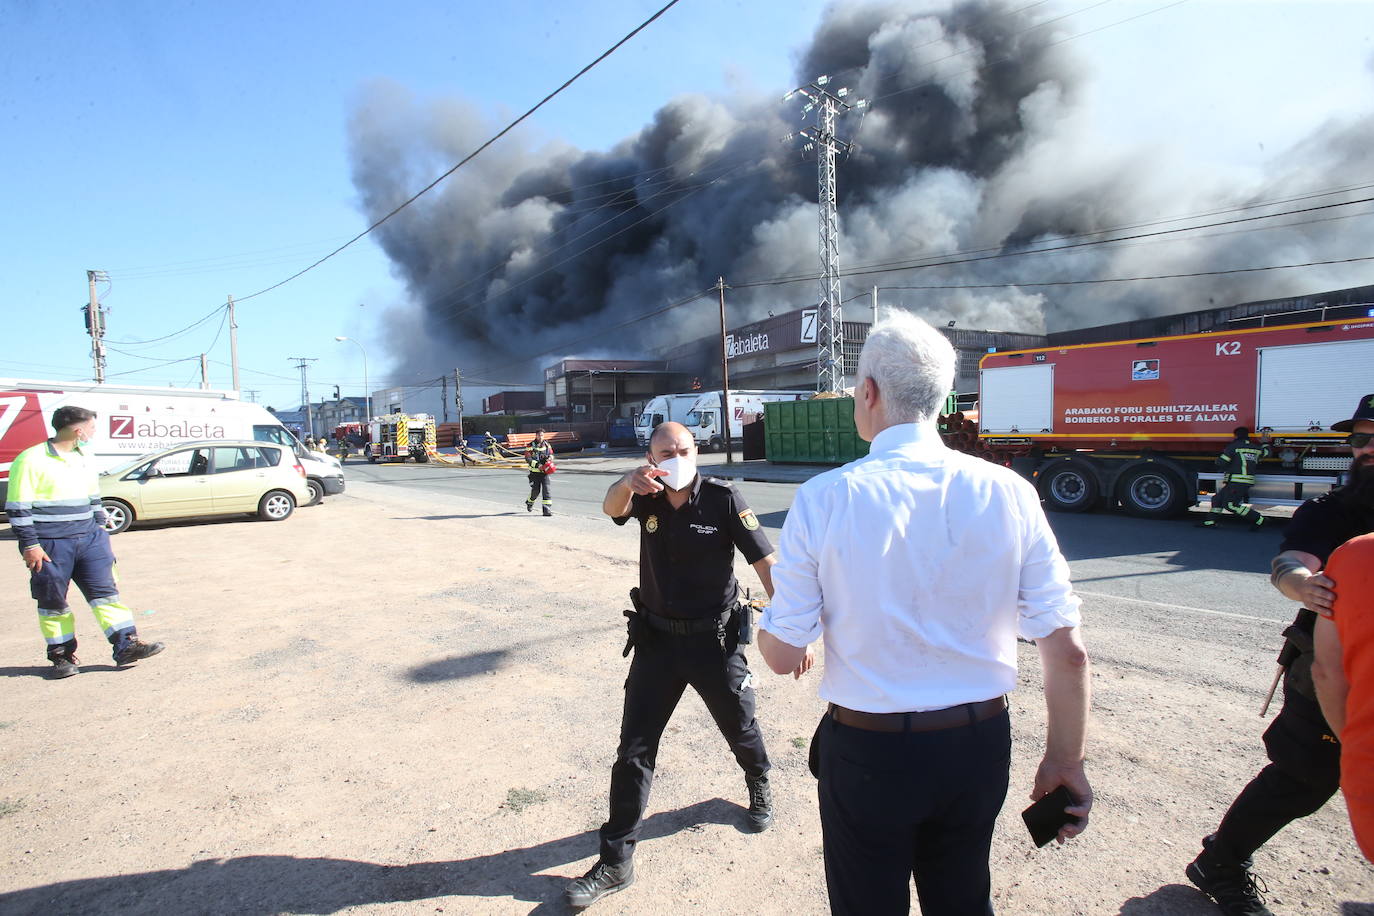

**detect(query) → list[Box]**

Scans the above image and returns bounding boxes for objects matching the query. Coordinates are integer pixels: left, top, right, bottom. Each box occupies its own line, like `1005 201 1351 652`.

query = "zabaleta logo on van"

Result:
109 416 226 440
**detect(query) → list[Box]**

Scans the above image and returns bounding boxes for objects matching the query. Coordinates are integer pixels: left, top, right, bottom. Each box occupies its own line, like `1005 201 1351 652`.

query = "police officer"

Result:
5 405 165 678
524 428 554 516
1188 395 1374 915
1201 426 1270 529
564 421 797 908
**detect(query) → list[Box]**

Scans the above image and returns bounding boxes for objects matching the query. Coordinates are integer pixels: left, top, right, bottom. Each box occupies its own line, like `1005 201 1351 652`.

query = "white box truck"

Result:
633 393 703 448
683 390 811 450
0 378 343 505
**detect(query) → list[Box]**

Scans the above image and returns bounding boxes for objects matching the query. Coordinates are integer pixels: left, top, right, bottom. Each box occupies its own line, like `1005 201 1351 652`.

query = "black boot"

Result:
47 653 80 679
1186 834 1274 916
114 638 166 666
745 774 774 832
565 859 634 908
543 506 553 517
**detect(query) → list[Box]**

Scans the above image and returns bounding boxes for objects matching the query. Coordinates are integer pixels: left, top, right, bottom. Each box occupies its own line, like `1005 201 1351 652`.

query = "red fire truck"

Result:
962 316 1374 517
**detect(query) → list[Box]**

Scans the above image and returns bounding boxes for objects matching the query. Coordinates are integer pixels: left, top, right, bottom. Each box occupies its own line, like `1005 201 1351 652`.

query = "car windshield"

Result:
100 453 160 477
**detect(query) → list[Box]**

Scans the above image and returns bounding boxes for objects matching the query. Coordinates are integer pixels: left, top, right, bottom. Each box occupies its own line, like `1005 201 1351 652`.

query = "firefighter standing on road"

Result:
524 428 554 517
1187 396 1374 915
5 406 165 679
563 421 800 909
1201 426 1271 529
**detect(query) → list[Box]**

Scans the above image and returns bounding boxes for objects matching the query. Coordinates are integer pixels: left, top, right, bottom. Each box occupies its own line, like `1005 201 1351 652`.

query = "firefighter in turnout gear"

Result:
524 428 554 517
5 406 165 678
1202 427 1271 529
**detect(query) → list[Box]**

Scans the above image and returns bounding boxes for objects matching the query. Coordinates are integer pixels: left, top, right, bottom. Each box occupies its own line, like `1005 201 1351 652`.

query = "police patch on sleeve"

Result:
739 509 760 531
646 515 659 533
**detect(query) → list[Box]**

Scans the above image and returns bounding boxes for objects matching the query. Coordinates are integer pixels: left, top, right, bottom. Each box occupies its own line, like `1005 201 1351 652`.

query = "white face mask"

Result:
655 455 697 491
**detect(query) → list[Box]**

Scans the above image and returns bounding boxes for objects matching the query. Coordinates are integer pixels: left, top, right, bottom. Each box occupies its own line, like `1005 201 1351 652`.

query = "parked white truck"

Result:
0 378 344 505
634 393 704 448
683 390 811 450
635 390 812 451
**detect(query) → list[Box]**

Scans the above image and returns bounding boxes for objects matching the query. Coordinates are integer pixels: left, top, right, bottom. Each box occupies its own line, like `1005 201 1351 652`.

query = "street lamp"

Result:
333 336 370 425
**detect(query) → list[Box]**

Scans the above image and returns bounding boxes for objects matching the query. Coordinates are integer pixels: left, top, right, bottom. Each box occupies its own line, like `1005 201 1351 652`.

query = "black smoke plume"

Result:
348 0 1374 381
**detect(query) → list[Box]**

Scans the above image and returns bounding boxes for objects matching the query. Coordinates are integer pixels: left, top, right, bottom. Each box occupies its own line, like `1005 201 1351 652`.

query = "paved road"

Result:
344 458 1297 626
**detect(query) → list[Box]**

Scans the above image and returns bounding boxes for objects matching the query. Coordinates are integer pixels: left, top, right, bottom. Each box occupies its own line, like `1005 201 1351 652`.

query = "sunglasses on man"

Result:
1347 432 1374 448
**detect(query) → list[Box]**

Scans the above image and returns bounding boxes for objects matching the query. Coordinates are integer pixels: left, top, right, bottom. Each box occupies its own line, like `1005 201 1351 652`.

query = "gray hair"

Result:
856 311 956 423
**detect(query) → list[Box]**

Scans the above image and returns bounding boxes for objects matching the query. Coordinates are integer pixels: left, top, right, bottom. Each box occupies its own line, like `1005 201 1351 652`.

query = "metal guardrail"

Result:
1196 471 1341 508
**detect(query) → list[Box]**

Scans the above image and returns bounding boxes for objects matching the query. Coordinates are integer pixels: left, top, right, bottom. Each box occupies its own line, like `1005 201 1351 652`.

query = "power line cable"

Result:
878 253 1374 290
429 158 764 324
234 0 684 305
464 287 715 380
105 356 201 378
729 194 1374 291
104 305 227 347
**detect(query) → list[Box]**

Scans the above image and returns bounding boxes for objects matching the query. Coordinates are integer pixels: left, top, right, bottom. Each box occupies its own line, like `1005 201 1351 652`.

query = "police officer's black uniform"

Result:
600 474 774 865
1194 486 1373 893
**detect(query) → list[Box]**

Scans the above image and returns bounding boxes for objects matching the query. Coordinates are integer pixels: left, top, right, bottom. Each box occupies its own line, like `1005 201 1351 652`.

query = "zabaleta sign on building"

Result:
725 308 818 359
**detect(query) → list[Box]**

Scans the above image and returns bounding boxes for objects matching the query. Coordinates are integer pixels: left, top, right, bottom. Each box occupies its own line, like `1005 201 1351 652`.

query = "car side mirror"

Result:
144 468 164 479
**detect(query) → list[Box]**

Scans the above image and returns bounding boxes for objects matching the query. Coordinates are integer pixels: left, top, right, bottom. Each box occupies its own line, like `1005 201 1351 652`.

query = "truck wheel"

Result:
305 478 324 507
257 490 296 521
708 436 724 453
367 454 377 464
101 499 134 535
415 452 429 463
1040 464 1098 513
1118 466 1186 519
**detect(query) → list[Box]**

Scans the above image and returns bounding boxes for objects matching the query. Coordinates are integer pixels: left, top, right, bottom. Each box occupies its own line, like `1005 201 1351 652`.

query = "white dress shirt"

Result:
759 421 1081 713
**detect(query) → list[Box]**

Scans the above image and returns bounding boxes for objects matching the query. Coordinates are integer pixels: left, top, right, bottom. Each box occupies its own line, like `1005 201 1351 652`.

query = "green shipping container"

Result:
764 398 870 465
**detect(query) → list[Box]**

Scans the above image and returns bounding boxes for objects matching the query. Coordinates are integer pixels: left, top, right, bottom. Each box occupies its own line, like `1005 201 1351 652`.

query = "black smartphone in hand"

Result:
1022 784 1077 848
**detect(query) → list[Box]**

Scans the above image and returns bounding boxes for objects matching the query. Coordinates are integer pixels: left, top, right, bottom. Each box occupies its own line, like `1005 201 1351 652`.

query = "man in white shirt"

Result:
758 311 1092 916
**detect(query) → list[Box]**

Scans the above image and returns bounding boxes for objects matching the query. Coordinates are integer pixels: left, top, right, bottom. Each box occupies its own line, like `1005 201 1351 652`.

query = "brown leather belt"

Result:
828 696 1008 733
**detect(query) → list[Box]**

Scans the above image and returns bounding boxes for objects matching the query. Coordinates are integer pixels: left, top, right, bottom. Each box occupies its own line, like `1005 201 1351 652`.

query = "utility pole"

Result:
453 368 464 438
717 278 734 465
872 285 880 326
244 389 260 403
289 357 318 438
227 294 240 392
85 270 109 383
441 374 449 423
200 354 209 389
784 77 866 393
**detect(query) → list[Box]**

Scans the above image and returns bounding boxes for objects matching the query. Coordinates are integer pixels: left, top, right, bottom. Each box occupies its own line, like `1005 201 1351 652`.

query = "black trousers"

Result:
815 707 1012 916
1211 482 1261 524
599 628 769 864
1211 682 1341 864
527 473 551 504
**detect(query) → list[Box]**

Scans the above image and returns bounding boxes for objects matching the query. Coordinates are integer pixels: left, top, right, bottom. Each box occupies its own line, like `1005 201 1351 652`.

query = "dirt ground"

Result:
1 478 1371 915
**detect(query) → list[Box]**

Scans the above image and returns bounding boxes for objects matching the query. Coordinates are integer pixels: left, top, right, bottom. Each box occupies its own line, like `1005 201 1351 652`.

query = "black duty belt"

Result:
828 696 1008 733
642 609 733 636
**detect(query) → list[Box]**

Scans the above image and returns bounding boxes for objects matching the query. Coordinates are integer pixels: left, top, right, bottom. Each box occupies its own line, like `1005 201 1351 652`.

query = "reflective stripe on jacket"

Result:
1217 440 1269 485
5 440 104 551
525 442 553 473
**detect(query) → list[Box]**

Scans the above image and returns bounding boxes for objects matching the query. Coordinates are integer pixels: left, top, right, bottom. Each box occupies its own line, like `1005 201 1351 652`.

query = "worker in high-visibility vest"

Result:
1201 426 1271 529
524 429 555 517
5 405 165 678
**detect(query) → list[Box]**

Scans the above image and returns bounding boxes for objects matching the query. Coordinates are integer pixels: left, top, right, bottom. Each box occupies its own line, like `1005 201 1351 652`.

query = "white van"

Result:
0 378 343 505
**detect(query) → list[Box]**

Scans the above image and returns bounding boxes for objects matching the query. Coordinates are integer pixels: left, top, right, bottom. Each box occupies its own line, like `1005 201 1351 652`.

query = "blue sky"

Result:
2 0 1371 408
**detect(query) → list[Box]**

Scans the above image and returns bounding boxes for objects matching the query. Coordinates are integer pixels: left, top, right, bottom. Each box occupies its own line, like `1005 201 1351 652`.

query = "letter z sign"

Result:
800 308 818 343
109 415 135 439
